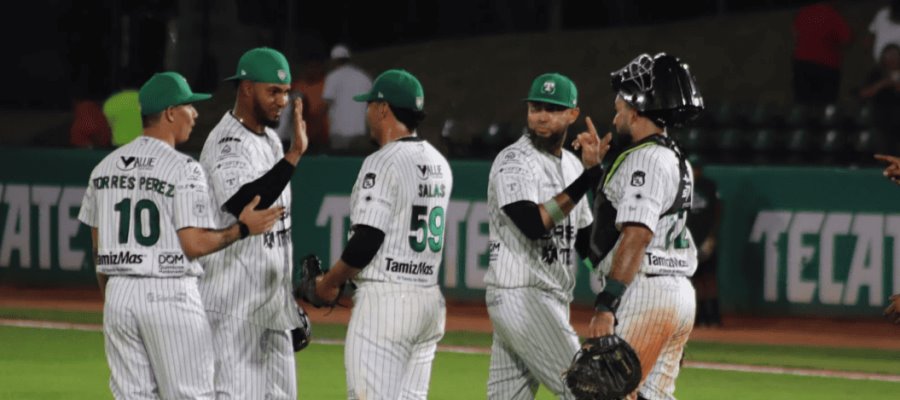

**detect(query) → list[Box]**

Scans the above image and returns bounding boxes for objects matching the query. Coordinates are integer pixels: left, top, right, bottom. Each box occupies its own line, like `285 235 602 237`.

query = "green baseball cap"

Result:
225 47 292 84
524 72 578 108
353 69 424 111
138 72 212 116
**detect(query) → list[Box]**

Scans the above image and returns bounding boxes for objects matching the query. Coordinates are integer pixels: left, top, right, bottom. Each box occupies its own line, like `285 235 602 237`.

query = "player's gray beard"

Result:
254 101 281 128
526 129 566 155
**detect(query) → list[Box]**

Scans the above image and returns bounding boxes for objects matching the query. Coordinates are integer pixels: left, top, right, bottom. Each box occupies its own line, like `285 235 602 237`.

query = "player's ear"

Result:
163 106 176 123
567 107 580 124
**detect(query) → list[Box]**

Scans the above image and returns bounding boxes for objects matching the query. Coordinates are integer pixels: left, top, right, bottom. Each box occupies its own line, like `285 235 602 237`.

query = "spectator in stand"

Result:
860 44 900 147
868 0 900 63
294 60 329 153
69 99 111 149
323 44 373 154
792 1 851 106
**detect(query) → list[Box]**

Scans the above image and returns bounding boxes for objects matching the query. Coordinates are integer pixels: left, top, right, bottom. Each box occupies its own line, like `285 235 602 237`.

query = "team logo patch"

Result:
277 69 287 82
362 173 376 189
542 80 556 94
415 96 424 110
631 171 646 187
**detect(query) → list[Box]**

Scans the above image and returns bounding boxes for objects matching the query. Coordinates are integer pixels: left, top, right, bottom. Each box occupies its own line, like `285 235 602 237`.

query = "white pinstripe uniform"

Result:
485 135 593 399
597 142 697 400
78 136 216 399
344 136 452 400
198 113 302 399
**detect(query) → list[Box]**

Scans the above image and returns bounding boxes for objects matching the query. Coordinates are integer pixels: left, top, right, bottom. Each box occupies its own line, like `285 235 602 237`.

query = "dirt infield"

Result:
2 285 898 350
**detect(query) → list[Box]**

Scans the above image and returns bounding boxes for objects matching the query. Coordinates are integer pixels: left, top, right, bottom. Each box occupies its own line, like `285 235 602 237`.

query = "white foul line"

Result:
2 319 899 383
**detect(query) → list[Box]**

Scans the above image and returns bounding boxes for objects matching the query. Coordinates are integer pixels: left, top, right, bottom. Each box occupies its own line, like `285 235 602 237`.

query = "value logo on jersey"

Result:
116 156 156 171
631 171 645 186
362 173 376 189
416 164 444 180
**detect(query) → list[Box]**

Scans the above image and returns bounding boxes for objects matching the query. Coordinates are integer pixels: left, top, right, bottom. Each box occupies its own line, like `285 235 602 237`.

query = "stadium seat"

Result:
716 127 746 163
785 128 812 164
678 127 712 158
849 129 883 166
747 102 777 128
819 129 848 165
853 104 874 129
821 104 842 129
749 128 777 163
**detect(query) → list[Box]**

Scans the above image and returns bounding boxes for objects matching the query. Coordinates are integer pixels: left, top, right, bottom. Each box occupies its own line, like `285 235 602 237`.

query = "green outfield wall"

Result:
1 148 895 317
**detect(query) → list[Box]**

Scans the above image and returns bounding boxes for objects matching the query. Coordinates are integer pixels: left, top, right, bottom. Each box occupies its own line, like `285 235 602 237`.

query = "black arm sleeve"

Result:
575 226 592 259
340 224 386 269
222 159 294 217
502 201 549 240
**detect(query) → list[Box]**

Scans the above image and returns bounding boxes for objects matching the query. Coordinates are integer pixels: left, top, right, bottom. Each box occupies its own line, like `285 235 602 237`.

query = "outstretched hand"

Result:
572 117 612 169
238 195 283 235
874 154 900 184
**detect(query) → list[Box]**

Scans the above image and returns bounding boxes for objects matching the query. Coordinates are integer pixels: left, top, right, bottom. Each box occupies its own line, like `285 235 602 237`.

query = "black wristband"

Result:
564 165 604 203
593 278 626 313
238 222 250 239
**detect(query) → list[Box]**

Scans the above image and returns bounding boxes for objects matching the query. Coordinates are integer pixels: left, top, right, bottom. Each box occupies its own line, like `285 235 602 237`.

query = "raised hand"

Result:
287 97 308 164
572 117 612 169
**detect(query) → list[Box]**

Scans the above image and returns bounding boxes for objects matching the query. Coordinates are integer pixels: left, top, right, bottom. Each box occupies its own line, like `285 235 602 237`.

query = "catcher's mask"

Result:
611 53 704 128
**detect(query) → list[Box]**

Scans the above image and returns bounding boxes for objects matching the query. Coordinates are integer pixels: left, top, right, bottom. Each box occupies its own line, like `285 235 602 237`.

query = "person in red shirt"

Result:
792 1 852 106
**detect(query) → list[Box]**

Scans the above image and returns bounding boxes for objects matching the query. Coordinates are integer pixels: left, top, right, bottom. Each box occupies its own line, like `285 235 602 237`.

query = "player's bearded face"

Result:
252 83 290 128
526 102 572 153
612 97 634 146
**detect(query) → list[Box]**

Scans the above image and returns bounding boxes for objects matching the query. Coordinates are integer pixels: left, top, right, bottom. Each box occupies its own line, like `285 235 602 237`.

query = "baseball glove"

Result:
563 335 642 400
291 306 311 352
297 254 342 308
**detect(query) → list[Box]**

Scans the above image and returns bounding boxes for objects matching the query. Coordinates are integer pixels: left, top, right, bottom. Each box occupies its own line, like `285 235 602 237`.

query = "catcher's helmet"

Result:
611 53 704 127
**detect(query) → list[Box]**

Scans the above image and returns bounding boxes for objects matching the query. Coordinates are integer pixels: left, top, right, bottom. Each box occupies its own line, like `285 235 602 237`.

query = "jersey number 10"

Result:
114 198 161 246
409 205 445 253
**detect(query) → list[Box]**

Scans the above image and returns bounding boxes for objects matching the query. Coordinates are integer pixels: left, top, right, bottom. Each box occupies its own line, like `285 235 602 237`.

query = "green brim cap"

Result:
225 47 291 84
524 72 578 108
138 72 212 115
353 69 424 111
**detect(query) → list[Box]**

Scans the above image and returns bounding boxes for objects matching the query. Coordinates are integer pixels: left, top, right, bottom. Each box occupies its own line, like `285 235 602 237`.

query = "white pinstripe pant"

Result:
616 274 695 400
486 287 580 400
205 311 296 400
345 282 446 400
104 276 215 400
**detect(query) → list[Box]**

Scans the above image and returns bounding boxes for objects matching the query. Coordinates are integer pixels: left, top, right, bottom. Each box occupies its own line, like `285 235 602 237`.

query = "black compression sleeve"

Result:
222 159 295 217
563 165 604 203
502 201 548 240
340 224 386 269
575 226 592 258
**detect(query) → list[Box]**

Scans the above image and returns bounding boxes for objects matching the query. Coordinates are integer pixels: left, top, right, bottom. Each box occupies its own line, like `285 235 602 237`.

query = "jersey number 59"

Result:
409 205 445 253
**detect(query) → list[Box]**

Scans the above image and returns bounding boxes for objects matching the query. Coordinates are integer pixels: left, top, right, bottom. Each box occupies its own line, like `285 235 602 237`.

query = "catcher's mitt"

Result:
563 335 641 400
291 306 311 352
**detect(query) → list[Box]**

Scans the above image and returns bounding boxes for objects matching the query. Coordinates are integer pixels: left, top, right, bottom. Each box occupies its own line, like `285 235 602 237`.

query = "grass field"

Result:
2 308 899 399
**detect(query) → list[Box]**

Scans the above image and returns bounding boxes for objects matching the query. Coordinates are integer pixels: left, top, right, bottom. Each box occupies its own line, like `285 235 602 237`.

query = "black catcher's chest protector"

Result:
588 134 692 265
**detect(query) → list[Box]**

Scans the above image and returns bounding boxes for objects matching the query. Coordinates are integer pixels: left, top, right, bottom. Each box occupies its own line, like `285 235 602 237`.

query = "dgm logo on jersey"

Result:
749 210 900 308
116 156 156 171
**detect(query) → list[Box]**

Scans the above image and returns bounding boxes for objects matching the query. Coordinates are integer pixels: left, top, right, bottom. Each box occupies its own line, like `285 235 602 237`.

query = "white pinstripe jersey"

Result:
598 143 697 277
350 136 453 287
198 112 300 330
78 136 215 277
485 135 593 302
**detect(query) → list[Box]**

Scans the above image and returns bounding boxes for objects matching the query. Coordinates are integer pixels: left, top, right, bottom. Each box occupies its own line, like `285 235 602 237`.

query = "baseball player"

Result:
587 53 704 400
198 47 309 399
78 72 282 399
304 69 453 399
485 73 610 399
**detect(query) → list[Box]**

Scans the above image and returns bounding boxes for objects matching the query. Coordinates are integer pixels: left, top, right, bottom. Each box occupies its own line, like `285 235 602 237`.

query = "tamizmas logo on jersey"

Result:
116 156 157 171
416 164 443 180
97 251 146 265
